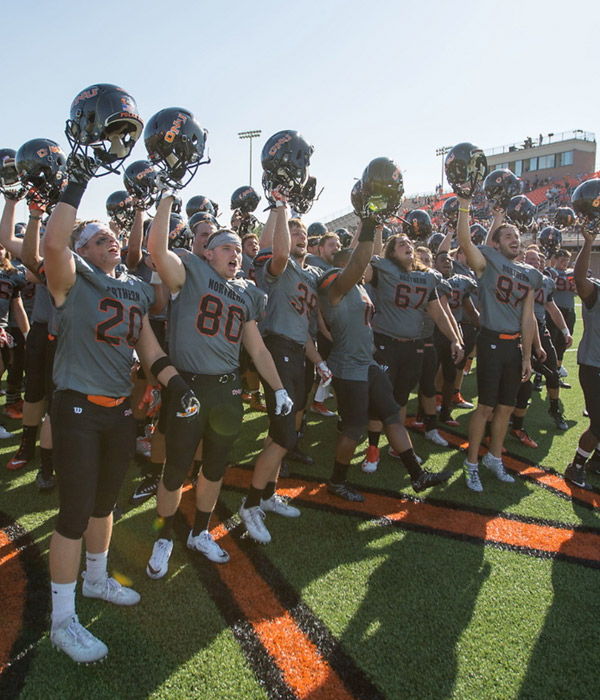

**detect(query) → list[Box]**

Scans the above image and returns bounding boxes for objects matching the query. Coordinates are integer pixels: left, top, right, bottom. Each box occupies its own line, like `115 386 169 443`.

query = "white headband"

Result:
74 222 111 252
206 230 242 251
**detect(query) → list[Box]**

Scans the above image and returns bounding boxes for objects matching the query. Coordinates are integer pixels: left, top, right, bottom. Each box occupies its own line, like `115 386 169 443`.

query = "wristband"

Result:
561 327 570 336
150 271 162 284
150 355 174 380
459 207 470 213
60 181 86 209
358 218 377 242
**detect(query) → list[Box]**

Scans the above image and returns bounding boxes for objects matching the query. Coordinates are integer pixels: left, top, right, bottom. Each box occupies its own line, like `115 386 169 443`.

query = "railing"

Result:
484 130 595 157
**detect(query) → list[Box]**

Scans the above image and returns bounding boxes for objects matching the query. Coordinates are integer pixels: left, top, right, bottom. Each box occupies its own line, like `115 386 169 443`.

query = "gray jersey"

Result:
550 268 576 310
318 269 375 381
447 274 477 323
30 282 54 324
534 275 555 324
578 280 600 368
477 246 542 333
422 271 451 339
0 268 22 329
370 256 438 340
168 251 266 374
254 248 321 344
10 264 35 321
53 254 154 396
453 259 479 305
239 253 257 283
304 254 331 272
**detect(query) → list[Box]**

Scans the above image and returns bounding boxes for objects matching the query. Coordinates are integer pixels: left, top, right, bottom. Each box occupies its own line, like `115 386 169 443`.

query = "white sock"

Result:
51 580 76 628
465 460 479 469
85 549 108 584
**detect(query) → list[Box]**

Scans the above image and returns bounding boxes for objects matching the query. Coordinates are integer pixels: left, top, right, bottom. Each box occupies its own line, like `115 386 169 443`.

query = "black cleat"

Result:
558 379 571 389
130 473 160 505
586 457 600 476
549 409 568 431
532 373 543 392
327 481 365 502
565 463 592 491
411 469 452 493
287 448 314 465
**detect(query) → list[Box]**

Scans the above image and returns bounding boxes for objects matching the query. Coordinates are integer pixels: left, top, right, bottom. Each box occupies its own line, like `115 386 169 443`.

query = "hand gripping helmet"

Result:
290 175 319 215
335 228 353 248
360 157 404 222
483 169 521 210
307 222 327 238
427 232 445 255
231 186 261 214
537 226 562 254
572 179 600 231
168 213 193 250
0 148 19 193
261 130 313 197
445 142 488 197
106 190 136 229
470 223 487 246
506 195 535 231
144 108 209 189
554 206 577 229
155 191 182 214
442 196 459 227
66 84 143 177
186 195 215 219
123 159 159 208
403 209 432 240
15 138 68 206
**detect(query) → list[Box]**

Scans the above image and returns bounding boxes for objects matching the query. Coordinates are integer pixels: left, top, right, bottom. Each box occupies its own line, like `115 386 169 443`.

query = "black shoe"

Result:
586 457 600 476
565 463 592 490
549 409 568 431
327 480 365 502
279 459 290 479
411 469 452 493
35 470 55 491
532 373 543 392
112 504 124 521
129 473 159 505
558 379 571 389
287 448 314 465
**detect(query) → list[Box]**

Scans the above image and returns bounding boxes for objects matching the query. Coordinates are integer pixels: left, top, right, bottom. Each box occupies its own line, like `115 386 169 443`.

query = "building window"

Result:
538 154 556 170
514 160 523 176
529 157 538 171
559 150 573 166
498 163 509 170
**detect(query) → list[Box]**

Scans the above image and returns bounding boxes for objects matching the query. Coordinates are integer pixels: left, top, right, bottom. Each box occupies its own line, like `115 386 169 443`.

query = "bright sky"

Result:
2 0 597 228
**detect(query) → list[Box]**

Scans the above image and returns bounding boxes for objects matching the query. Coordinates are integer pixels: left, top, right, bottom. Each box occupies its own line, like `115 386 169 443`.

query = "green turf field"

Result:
2 310 600 700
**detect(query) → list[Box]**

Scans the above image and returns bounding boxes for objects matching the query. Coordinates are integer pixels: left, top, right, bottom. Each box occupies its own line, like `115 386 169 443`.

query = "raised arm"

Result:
574 228 596 302
0 197 23 260
485 208 505 246
328 219 376 305
268 203 290 278
456 195 486 276
147 193 186 293
126 208 146 271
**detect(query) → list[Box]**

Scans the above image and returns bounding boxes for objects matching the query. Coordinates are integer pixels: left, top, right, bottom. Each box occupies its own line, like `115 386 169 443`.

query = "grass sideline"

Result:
2 312 600 699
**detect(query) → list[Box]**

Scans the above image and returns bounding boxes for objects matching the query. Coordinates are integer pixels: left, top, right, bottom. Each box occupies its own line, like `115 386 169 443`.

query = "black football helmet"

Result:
144 108 209 189
483 169 521 210
572 179 600 231
554 206 577 229
261 130 313 199
335 228 353 248
307 222 327 238
66 84 143 177
350 180 365 217
537 226 562 254
445 142 488 197
168 213 193 250
360 157 404 222
403 209 432 241
427 232 445 254
231 186 261 214
123 159 159 208
506 195 535 231
186 195 215 219
442 196 459 227
0 148 20 194
189 211 218 232
106 190 135 229
15 138 68 207
470 223 487 246
290 175 320 215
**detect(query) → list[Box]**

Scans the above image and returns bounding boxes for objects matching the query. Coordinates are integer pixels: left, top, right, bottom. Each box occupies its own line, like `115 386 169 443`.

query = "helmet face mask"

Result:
572 179 600 231
469 223 487 246
66 84 144 177
123 159 159 209
16 139 68 207
483 169 521 210
506 195 535 232
554 206 576 229
537 226 562 255
144 108 209 190
445 143 488 198
360 157 404 224
261 130 314 204
0 148 20 193
442 196 459 228
106 190 136 229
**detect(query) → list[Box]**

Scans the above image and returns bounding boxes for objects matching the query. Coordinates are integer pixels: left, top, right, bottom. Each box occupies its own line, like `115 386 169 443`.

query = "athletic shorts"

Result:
532 324 559 389
580 364 600 440
476 329 522 408
419 335 438 398
51 390 135 540
434 330 457 385
261 335 305 450
24 322 54 404
456 322 478 370
373 332 424 407
333 364 401 441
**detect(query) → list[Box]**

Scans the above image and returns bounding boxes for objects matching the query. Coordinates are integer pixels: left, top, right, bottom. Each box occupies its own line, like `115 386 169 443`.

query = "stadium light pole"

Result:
436 146 451 193
238 130 262 186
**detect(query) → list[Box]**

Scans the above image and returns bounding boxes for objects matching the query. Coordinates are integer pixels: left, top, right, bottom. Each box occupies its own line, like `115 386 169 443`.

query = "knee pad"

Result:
341 423 364 443
546 372 560 390
162 460 187 492
200 460 227 482
515 380 533 409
